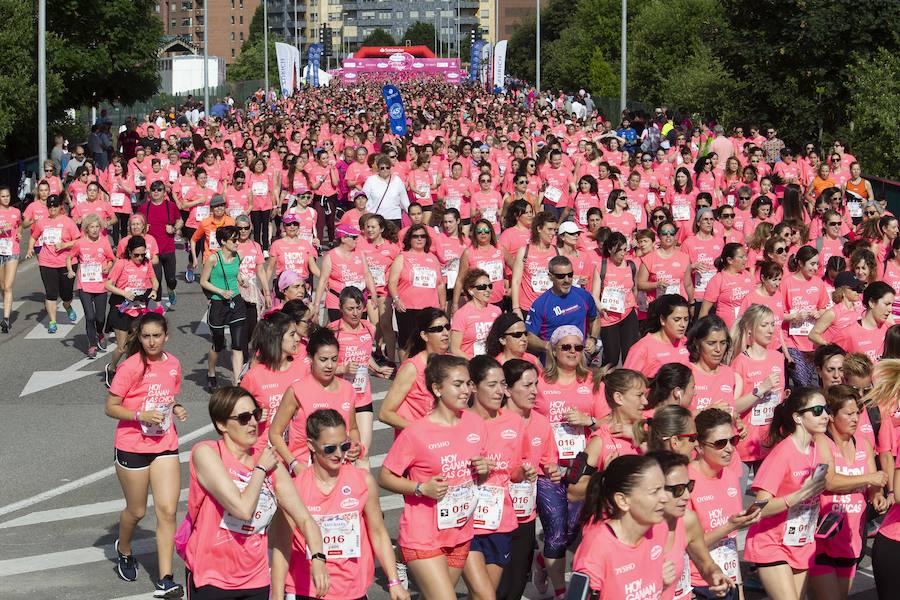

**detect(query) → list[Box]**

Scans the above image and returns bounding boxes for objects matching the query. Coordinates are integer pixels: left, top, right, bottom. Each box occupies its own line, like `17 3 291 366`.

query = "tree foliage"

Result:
845 49 900 179
402 22 438 52
361 28 396 47
506 0 577 85
228 35 282 84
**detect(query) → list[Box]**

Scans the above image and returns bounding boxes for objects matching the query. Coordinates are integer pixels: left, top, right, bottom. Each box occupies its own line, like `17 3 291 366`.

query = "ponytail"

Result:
578 455 661 526
788 245 817 273
765 387 822 448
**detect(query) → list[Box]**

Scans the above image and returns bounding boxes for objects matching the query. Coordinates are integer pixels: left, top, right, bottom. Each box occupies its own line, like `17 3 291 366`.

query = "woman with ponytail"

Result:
744 388 830 599
624 294 691 377
782 245 829 387
880 236 900 318
646 363 695 410
808 271 867 347
572 455 673 599
634 405 698 456
698 243 753 328
833 281 895 363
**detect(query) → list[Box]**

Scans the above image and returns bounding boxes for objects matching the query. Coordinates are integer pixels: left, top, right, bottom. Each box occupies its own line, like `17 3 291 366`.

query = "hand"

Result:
165 224 175 235
124 290 137 301
222 290 234 300
585 337 597 354
24 250 34 260
565 408 592 428
256 445 280 472
544 464 562 483
377 365 395 378
760 373 780 394
237 274 247 287
310 558 329 597
662 560 677 588
66 270 76 280
172 404 188 422
149 290 158 300
798 473 827 502
705 569 734 596
393 298 406 313
728 506 762 530
870 470 889 489
139 410 166 425
388 583 411 600
470 455 494 477
522 463 538 482
345 440 362 463
420 475 448 500
656 282 670 293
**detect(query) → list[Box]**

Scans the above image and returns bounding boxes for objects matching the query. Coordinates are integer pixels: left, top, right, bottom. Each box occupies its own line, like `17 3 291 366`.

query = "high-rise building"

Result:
495 0 535 41
155 0 262 64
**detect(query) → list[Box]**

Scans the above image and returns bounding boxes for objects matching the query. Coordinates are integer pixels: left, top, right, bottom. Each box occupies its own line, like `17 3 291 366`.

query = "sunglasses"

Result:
772 246 788 254
344 235 358 240
475 228 492 234
551 271 574 279
702 435 741 450
641 158 653 162
720 213 735 218
659 229 676 236
664 480 696 498
479 179 491 183
866 211 877 216
505 330 527 338
378 166 391 171
319 440 353 455
411 233 428 239
827 221 842 226
237 226 251 231
652 215 667 221
559 343 585 352
132 252 147 258
284 222 300 227
797 404 831 417
425 323 451 333
472 283 492 291
228 407 263 425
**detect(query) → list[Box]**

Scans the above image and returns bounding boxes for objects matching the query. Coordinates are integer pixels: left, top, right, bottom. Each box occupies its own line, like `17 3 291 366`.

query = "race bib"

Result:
695 270 714 292
647 192 658 208
140 399 172 437
600 287 626 314
473 485 505 531
673 204 690 221
445 196 461 211
482 207 497 223
673 552 692 600
134 172 146 186
437 482 477 530
578 208 589 225
544 186 562 204
208 232 220 250
482 260 503 282
847 202 862 218
252 181 268 196
168 170 178 183
206 177 219 191
473 340 486 356
789 318 815 337
220 480 276 535
442 258 460 289
41 227 62 245
412 265 437 288
228 208 244 219
81 263 103 283
110 193 127 207
552 423 586 460
628 205 643 223
75 192 87 204
664 282 681 296
345 364 368 393
530 268 551 293
369 264 386 286
194 205 210 221
416 184 431 198
726 194 736 206
710 537 741 583
784 497 818 546
509 480 537 519
311 511 362 559
0 238 13 256
751 391 781 426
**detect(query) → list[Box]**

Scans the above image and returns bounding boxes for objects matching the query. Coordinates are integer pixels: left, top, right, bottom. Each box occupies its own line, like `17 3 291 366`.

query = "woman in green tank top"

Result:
200 225 247 390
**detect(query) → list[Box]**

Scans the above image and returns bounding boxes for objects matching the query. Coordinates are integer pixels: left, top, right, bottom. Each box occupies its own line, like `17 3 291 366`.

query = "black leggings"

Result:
250 210 271 251
78 290 107 345
186 570 269 600
395 307 422 353
314 194 337 242
496 519 536 600
240 301 259 357
599 308 640 367
39 265 75 303
154 252 178 296
115 212 130 241
873 533 900 598
181 226 196 267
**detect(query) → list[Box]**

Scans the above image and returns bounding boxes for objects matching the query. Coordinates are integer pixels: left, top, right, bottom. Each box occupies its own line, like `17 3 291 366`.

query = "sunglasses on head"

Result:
797 404 831 417
505 330 527 338
703 435 741 450
551 271 574 279
664 479 696 498
228 407 263 426
559 343 585 352
320 440 353 455
425 323 450 333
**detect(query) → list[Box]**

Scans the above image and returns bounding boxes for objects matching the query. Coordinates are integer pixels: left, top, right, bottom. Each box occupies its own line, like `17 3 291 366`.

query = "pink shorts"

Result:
400 540 471 569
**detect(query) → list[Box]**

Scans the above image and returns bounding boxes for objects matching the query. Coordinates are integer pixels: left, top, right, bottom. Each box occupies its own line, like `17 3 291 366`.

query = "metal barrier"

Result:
866 176 900 215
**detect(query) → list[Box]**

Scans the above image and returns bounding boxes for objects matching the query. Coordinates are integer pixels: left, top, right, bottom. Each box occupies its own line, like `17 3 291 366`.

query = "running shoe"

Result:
395 562 409 590
96 334 108 352
47 321 57 334
168 291 177 306
263 250 270 259
153 575 184 598
65 305 77 322
532 554 549 595
185 265 195 283
115 539 138 582
87 346 97 359
0 318 8 333
105 363 115 389
205 374 217 392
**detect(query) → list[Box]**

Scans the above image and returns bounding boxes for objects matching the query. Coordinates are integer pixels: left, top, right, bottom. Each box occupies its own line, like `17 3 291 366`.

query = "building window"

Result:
181 17 192 26
170 19 177 27
231 0 234 7
232 48 236 57
230 15 235 24
409 10 418 18
425 10 434 17
231 31 235 40
239 0 243 8
239 31 244 40
239 15 243 23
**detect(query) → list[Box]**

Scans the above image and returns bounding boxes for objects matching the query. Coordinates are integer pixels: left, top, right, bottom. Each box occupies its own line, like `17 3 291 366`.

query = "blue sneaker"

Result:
47 321 57 334
65 305 77 322
114 539 138 582
185 266 195 283
153 574 184 598
168 291 177 306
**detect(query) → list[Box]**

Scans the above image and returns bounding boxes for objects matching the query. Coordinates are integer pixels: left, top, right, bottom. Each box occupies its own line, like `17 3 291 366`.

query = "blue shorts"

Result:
470 531 513 566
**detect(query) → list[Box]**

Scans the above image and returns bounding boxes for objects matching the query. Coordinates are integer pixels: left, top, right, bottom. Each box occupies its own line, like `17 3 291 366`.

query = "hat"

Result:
278 270 304 292
350 189 367 203
335 223 361 239
558 221 581 236
834 271 866 292
550 325 584 346
282 212 299 224
210 194 226 208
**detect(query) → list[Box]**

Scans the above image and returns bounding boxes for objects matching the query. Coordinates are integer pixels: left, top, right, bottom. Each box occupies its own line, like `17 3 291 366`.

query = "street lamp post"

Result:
535 0 540 93
203 0 209 117
38 0 47 162
620 0 627 115
263 0 269 99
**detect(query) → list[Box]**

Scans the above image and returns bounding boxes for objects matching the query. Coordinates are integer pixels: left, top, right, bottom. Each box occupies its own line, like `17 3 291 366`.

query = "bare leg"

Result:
148 456 181 578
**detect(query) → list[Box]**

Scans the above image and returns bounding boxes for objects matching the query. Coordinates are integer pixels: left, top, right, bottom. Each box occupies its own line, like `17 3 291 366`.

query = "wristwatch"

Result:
752 386 763 399
414 483 423 497
311 552 327 562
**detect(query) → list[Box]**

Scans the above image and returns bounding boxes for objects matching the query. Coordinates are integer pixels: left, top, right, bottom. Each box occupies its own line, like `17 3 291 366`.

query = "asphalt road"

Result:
0 252 880 599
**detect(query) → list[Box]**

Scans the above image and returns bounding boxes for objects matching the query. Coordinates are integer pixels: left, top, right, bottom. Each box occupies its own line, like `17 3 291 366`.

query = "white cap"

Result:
558 221 581 235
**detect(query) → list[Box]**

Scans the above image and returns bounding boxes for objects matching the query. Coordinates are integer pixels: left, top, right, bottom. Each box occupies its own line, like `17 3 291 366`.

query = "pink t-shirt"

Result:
286 206 318 243
688 461 744 586
287 374 357 464
732 349 785 462
744 437 822 569
305 163 337 197
835 320 889 363
472 408 525 534
324 248 368 310
781 274 828 351
381 410 488 550
0 205 22 253
588 423 641 470
817 436 870 560
535 375 606 461
604 211 638 240
110 352 182 453
689 363 737 414
239 362 301 450
464 245 505 304
395 250 442 309
518 244 558 312
71 236 115 294
704 271 754 328
572 520 668 599
248 172 275 211
598 259 637 326
682 235 725 302
329 319 376 407
439 177 473 218
32 215 80 268
515 412 558 523
739 288 786 350
269 237 317 279
107 258 155 295
431 233 470 288
623 334 690 378
286 464 374 599
471 190 502 227
358 238 399 297
451 302 502 358
395 352 435 425
641 249 689 303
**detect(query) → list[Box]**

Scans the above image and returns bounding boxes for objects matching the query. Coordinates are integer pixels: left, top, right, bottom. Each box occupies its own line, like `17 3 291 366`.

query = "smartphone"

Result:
813 463 828 480
750 499 769 512
565 572 591 600
815 511 843 540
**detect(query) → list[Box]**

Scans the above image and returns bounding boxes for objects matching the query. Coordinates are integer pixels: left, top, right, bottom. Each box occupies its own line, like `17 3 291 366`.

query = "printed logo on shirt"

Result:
501 429 518 440
340 497 360 509
532 436 542 447
466 433 481 444
650 545 663 560
719 384 733 394
855 451 867 462
169 369 178 378
727 487 738 498
695 495 714 503
341 485 352 495
428 440 450 450
577 386 590 395
342 402 352 412
614 563 635 575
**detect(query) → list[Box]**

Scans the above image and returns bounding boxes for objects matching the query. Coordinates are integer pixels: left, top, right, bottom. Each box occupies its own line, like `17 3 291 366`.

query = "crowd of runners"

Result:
3 76 900 600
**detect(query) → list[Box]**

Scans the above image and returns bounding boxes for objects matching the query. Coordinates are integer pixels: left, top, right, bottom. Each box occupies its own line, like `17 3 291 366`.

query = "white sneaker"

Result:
396 562 409 590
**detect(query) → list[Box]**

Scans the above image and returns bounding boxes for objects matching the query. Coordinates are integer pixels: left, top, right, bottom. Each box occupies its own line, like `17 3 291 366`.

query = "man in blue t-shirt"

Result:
525 252 600 354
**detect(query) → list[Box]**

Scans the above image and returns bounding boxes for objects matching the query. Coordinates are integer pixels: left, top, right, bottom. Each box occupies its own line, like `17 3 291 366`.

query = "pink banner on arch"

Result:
341 54 465 84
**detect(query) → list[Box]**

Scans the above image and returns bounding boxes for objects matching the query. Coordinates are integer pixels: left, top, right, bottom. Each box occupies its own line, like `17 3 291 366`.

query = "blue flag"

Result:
307 44 322 88
469 40 484 82
382 84 407 137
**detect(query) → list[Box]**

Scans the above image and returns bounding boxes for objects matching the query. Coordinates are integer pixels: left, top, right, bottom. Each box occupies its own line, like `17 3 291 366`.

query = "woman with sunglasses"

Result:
283 190 318 244
66 214 114 358
682 208 723 315
471 172 503 232
432 208 470 299
379 354 492 600
496 358 560 600
389 224 445 360
635 220 693 307
556 220 598 291
743 387 830 599
687 409 762 598
698 243 753 328
624 294 692 378
266 212 319 287
604 189 638 246
511 211 558 318
312 223 377 324
234 213 269 351
379 308 451 431
450 268 502 359
453 218 505 311
40 158 63 195
532 326 602 598
783 246 829 386
572 455 672 600
272 408 408 600
636 404 697 455
0 186 21 333
105 312 186 595
359 214 400 362
269 326 362 474
596 231 639 365
484 312 542 370
437 162 473 225
809 386 888 600
832 281 895 363
406 154 437 223
813 209 849 278
185 386 327 600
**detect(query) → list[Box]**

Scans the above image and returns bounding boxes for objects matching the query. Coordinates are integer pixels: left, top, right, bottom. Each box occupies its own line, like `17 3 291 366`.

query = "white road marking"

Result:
0 300 24 312
0 490 189 529
24 299 84 339
19 345 113 396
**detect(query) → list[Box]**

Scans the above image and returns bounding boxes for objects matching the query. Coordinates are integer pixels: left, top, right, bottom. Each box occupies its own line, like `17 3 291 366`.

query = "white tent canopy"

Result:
300 65 333 85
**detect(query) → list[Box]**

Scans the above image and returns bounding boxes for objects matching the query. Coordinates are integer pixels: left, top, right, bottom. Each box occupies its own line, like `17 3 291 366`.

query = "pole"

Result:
535 0 540 94
38 0 47 163
619 0 627 115
203 0 209 117
456 0 460 58
294 0 298 50
263 0 270 100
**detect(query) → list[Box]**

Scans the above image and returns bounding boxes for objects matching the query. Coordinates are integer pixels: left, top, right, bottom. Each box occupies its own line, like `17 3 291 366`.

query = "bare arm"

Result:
378 361 417 430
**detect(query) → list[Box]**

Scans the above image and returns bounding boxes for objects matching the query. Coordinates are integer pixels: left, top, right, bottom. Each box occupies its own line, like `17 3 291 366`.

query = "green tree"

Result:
402 22 438 53
247 3 265 44
506 0 578 82
657 45 746 123
845 49 900 179
228 36 282 84
361 28 396 47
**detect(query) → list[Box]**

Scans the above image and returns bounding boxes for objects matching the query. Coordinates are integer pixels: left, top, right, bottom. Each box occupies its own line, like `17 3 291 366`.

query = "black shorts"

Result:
470 531 513 566
208 296 247 328
355 403 374 414
187 570 270 600
114 447 178 470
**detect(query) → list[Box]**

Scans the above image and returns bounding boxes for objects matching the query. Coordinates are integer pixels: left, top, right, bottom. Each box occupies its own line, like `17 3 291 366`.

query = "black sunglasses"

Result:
797 404 831 417
668 433 698 443
425 323 450 333
559 343 585 352
505 330 527 338
228 407 263 426
827 221 842 226
551 271 574 279
702 435 741 450
664 480 696 498
720 213 735 218
319 440 353 455
772 247 788 255
471 283 492 291
411 233 428 239
237 226 251 231
866 211 877 216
